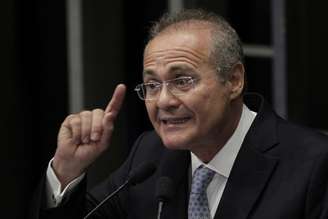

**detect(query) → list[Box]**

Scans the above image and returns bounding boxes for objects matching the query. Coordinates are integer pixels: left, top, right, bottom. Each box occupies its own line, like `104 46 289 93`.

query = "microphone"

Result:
155 176 174 219
84 161 156 219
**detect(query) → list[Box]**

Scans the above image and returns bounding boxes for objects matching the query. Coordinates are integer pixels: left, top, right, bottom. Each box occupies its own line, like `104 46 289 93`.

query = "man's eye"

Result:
145 83 160 91
174 77 192 87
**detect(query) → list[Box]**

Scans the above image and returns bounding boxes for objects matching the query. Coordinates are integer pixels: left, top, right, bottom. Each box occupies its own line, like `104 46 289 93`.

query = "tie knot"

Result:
190 165 215 194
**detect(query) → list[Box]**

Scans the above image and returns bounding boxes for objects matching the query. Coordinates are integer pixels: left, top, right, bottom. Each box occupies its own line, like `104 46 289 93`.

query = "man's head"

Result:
141 9 245 161
148 9 245 83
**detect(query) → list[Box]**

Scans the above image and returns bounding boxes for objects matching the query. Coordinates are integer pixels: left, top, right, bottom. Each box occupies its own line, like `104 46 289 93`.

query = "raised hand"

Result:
52 84 126 187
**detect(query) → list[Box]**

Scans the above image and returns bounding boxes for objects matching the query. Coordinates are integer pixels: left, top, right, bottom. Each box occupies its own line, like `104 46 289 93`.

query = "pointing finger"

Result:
105 84 126 117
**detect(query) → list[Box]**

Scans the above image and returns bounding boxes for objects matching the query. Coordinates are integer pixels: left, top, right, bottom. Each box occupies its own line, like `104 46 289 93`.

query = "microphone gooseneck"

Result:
155 176 174 219
83 162 156 219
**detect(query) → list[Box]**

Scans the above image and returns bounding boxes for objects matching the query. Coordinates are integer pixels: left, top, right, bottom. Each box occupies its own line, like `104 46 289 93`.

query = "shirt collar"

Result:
191 104 257 178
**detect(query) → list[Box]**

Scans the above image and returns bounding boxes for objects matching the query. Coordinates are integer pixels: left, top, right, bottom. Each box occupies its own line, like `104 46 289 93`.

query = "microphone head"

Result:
155 176 174 202
128 161 157 186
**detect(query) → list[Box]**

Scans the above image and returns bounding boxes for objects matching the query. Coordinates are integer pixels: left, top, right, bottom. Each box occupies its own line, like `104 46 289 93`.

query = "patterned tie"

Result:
188 165 215 219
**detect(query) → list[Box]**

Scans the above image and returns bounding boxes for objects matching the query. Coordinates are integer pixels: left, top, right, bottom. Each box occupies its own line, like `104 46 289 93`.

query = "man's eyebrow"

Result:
143 65 194 78
168 65 197 76
142 70 156 77
169 65 192 72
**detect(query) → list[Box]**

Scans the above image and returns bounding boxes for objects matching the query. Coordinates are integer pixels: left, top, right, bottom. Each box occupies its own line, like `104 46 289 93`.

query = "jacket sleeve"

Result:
27 131 150 219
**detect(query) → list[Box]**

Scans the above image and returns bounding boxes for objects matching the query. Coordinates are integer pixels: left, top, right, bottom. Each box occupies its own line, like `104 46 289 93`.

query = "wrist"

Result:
52 157 85 189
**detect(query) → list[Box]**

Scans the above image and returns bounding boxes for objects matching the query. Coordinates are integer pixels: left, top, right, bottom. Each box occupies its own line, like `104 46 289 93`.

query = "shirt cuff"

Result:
45 158 85 208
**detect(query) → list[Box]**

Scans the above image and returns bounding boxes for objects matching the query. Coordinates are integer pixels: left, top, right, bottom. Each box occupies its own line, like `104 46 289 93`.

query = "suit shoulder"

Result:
135 130 163 148
129 130 165 164
276 119 328 156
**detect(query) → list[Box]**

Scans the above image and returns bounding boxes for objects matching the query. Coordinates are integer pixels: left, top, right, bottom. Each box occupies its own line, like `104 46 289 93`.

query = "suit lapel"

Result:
215 94 280 219
158 149 190 219
215 142 278 219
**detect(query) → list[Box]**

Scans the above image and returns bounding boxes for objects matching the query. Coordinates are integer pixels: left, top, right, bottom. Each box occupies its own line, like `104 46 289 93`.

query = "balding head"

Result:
147 9 245 83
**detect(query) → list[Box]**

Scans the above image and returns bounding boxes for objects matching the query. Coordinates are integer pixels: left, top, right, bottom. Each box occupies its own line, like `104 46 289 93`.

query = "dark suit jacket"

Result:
29 94 328 219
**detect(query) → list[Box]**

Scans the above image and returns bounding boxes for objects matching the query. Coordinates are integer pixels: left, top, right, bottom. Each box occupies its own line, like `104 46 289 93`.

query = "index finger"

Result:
105 84 126 115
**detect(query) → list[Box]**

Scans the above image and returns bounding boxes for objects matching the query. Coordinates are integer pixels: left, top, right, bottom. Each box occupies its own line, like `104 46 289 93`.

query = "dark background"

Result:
1 0 327 218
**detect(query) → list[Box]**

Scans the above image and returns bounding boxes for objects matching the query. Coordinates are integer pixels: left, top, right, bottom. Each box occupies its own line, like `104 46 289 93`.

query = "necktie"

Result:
188 165 215 219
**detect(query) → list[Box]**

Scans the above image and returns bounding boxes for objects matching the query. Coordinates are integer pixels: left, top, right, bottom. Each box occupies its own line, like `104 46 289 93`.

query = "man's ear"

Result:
227 62 245 100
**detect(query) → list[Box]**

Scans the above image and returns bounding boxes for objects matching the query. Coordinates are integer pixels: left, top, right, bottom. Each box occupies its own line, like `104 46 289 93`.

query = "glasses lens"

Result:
135 77 196 101
169 77 194 95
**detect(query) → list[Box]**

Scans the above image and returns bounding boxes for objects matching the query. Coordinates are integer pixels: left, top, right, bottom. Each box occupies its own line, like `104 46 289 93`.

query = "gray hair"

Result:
148 9 244 81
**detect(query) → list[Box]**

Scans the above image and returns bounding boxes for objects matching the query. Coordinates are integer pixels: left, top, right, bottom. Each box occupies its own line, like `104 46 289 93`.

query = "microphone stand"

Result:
83 179 129 219
83 161 156 219
155 176 174 219
157 200 164 219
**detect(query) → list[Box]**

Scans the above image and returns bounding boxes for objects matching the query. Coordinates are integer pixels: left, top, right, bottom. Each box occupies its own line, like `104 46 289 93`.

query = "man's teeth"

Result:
163 118 189 124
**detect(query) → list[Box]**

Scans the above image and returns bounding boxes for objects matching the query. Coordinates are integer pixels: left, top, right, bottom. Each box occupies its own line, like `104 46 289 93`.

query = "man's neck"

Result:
192 100 243 163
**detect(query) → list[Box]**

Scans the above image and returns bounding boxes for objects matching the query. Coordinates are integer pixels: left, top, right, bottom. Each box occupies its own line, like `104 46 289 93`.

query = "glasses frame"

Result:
134 76 199 101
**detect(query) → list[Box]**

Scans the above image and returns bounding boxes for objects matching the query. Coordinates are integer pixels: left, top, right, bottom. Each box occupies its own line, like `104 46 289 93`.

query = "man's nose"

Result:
156 84 180 109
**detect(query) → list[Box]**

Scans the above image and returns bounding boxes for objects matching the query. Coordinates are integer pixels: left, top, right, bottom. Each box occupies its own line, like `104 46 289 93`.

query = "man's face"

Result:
143 27 240 154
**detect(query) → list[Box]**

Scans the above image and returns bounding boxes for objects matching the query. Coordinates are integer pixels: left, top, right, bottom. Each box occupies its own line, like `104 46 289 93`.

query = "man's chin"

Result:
161 137 191 151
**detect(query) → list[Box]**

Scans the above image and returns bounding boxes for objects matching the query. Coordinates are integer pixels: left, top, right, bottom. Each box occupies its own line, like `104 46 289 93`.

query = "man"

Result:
29 9 328 219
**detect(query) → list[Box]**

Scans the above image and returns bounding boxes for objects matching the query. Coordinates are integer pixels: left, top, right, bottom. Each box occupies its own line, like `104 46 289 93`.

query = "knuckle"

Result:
70 116 81 127
80 110 92 117
64 114 76 123
92 108 104 114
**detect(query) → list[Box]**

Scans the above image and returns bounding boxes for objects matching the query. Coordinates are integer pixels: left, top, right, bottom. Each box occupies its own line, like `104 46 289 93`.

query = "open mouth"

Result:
161 117 191 125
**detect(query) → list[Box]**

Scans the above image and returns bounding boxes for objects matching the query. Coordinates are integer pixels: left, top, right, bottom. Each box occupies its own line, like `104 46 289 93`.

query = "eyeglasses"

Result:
134 76 199 100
